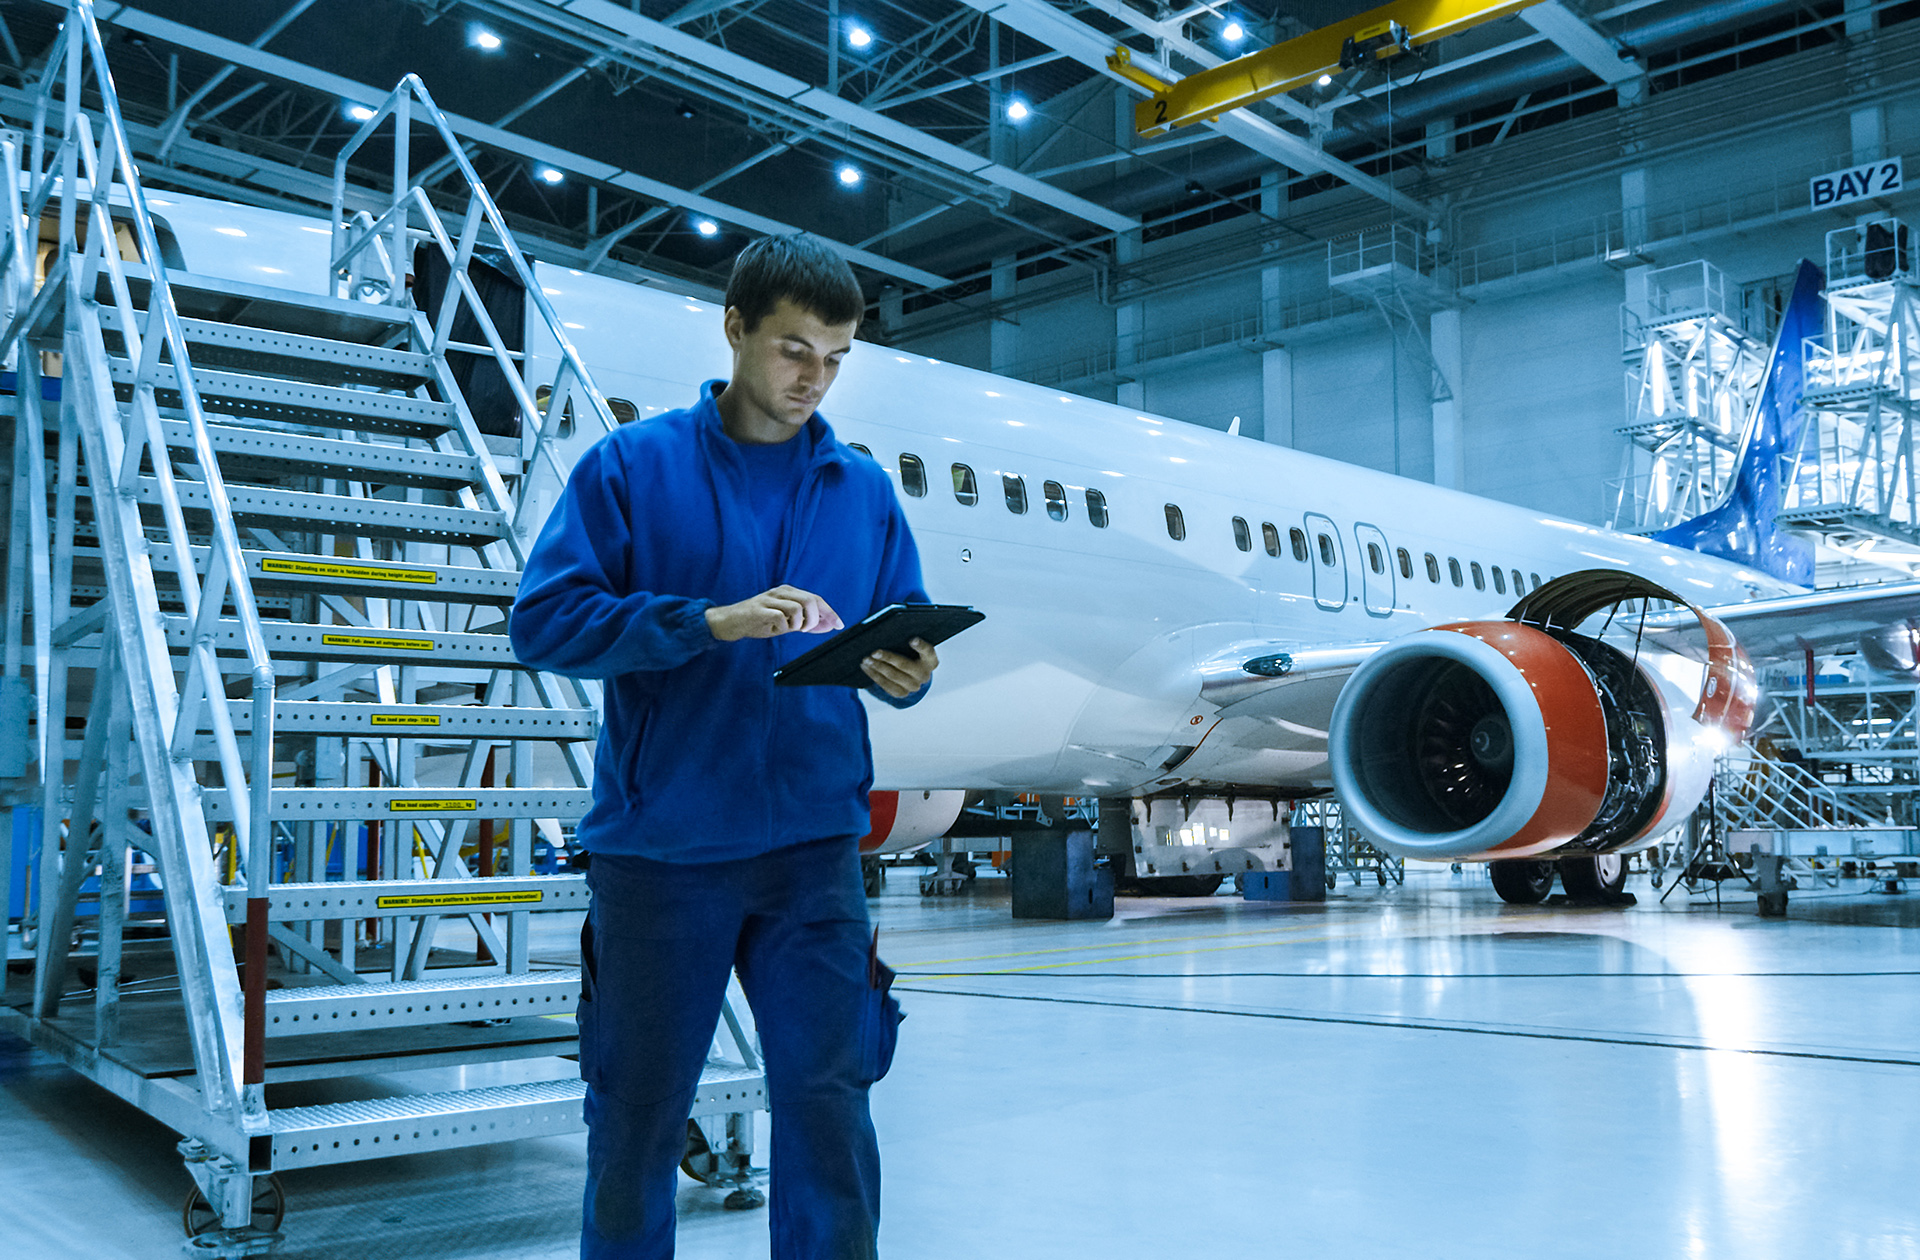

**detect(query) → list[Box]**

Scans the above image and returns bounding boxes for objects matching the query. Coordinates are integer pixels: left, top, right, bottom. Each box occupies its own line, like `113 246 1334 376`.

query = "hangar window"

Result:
1262 522 1281 557
1085 488 1110 528
1165 504 1186 541
1511 569 1525 594
1366 542 1384 574
1448 558 1464 587
1043 480 1069 521
1232 516 1252 552
608 398 639 425
1470 562 1485 591
1491 566 1506 594
1003 474 1028 514
1424 553 1440 583
1530 572 1543 589
1289 527 1309 563
1316 533 1336 567
1397 548 1413 579
951 463 978 506
898 453 927 497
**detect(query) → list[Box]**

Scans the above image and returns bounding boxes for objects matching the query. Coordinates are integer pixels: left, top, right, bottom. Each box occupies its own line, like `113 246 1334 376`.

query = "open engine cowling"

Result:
1328 573 1756 863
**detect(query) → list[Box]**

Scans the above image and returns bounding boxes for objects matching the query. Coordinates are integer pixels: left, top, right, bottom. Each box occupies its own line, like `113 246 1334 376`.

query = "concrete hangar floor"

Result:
5 870 1919 1259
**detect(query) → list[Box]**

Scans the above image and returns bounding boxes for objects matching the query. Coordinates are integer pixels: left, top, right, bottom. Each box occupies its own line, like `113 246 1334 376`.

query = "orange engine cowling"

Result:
1328 573 1755 863
859 790 966 855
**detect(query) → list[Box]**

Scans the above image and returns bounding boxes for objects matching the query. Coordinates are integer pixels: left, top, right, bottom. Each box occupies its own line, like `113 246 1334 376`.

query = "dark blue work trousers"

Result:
579 835 881 1259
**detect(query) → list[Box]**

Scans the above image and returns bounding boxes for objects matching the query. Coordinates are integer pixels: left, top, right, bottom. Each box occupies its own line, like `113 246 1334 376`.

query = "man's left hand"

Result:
862 636 938 699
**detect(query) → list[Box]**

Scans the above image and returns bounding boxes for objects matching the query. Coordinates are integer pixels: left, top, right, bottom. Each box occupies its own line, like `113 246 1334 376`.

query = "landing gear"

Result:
1489 859 1556 905
919 851 974 896
1559 854 1627 899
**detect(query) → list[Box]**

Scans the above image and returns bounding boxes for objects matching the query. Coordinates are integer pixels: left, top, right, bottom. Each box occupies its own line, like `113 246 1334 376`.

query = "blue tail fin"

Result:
1652 259 1825 587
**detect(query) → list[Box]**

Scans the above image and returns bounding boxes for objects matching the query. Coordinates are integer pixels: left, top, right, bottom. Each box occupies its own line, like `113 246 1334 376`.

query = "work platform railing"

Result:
0 5 765 1253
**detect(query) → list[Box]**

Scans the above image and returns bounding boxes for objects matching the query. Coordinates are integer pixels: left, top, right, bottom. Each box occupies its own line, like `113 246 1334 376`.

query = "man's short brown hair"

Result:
725 233 864 332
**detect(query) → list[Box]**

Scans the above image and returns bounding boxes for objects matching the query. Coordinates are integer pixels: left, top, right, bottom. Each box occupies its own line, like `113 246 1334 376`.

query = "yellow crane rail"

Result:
1117 0 1541 137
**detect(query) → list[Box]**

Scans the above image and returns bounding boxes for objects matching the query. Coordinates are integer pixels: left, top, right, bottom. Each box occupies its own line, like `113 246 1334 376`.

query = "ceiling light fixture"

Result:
1006 97 1031 122
1222 19 1245 43
847 23 873 49
695 218 719 237
537 167 564 184
1316 73 1334 87
344 103 376 123
470 26 503 50
837 164 863 187
675 102 698 120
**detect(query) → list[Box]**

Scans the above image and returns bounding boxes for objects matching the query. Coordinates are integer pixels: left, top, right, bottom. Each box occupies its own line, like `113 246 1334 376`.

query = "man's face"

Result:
723 297 857 436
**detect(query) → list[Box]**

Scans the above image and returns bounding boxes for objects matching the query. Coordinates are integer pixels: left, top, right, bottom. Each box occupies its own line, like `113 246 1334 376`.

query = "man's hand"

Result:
862 636 939 699
705 585 844 641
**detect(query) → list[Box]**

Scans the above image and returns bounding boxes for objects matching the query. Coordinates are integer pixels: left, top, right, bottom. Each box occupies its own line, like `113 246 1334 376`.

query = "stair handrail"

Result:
329 75 622 523
23 1 276 871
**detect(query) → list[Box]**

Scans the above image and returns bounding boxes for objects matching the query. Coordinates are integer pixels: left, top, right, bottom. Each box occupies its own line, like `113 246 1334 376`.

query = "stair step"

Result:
112 360 457 440
161 419 485 490
220 700 597 740
139 477 511 546
227 874 589 921
158 546 521 605
99 308 433 390
106 266 417 345
201 786 593 822
164 616 521 670
267 1067 765 1170
264 970 582 1034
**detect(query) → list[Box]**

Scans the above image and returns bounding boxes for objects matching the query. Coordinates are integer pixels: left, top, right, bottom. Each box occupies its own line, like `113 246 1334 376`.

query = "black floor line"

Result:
902 985 1920 1068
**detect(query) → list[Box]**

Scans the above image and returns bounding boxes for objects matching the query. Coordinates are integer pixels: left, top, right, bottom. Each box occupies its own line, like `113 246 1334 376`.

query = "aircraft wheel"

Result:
1559 854 1627 899
1489 859 1556 905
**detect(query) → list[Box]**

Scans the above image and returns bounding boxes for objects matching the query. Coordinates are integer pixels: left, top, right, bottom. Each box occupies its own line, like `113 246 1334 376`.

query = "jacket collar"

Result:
694 379 850 471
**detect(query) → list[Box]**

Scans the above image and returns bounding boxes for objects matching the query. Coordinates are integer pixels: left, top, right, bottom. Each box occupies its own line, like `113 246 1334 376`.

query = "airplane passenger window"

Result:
1511 569 1525 594
1003 474 1028 514
1424 553 1440 583
1289 527 1309 563
1397 548 1412 579
1262 522 1281 557
898 453 927 497
608 398 639 425
1232 517 1252 552
1085 488 1110 528
1367 542 1384 574
1470 562 1485 591
1165 504 1186 541
951 463 978 506
1448 558 1463 587
1317 534 1336 567
1492 566 1506 594
1530 572 1543 589
1043 480 1069 521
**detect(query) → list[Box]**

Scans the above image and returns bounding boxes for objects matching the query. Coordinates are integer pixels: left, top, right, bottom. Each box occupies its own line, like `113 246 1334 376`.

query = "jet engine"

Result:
1329 573 1756 863
859 789 966 855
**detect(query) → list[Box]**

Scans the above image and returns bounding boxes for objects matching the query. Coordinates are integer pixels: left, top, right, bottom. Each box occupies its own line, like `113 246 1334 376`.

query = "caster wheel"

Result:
724 1187 767 1211
183 1173 285 1238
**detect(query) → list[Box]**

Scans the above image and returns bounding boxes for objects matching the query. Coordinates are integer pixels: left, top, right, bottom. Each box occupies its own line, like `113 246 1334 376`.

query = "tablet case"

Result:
773 603 984 688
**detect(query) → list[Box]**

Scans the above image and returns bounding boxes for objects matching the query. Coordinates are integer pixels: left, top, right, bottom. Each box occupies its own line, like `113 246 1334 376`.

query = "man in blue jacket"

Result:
510 233 936 1260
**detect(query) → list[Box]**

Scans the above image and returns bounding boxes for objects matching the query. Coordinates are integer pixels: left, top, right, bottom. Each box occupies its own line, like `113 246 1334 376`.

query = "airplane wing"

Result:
1633 580 1920 664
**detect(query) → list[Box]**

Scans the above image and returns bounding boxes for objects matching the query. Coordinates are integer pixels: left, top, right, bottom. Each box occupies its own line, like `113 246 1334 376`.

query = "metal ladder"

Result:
0 4 764 1252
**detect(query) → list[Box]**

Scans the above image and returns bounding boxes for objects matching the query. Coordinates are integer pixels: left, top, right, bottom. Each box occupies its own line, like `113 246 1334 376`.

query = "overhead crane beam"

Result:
1127 0 1542 137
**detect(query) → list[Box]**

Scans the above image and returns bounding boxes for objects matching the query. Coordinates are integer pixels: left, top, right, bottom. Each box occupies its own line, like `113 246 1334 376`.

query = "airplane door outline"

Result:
1304 512 1347 612
1354 522 1395 618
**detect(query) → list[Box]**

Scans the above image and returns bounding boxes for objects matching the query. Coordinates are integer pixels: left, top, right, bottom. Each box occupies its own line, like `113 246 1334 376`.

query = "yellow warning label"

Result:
370 713 440 727
389 798 477 813
375 890 544 910
259 558 438 585
322 633 436 652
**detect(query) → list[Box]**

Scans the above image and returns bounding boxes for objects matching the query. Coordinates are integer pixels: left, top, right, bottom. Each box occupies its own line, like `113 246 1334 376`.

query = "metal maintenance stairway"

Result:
1 6 764 1252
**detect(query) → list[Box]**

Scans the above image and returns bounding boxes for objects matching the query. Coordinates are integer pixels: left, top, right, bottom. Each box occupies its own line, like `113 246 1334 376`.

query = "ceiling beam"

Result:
67 1 951 289
956 0 1431 220
1519 0 1644 85
521 0 1138 233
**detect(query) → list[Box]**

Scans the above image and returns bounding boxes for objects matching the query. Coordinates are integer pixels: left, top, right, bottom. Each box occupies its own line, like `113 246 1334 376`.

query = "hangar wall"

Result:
889 43 1919 526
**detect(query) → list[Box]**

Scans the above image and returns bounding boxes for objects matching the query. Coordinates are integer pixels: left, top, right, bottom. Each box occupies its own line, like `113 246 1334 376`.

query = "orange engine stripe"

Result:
1435 622 1610 852
859 790 900 854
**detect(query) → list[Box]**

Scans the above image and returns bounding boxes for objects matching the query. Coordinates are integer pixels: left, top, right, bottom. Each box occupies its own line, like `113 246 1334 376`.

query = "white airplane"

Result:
145 190 1920 904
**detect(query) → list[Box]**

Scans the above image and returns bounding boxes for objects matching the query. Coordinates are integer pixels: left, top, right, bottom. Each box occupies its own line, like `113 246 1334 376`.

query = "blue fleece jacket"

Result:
509 381 929 862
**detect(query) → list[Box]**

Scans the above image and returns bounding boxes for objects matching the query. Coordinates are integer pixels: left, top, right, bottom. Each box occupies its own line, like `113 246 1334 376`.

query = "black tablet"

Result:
774 603 984 688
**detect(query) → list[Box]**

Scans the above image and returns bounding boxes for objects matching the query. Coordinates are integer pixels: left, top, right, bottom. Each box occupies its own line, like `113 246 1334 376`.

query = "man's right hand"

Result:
705 585 845 642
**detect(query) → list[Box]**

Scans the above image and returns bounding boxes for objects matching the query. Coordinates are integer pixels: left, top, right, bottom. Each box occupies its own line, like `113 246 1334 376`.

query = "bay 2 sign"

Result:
1810 157 1903 211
